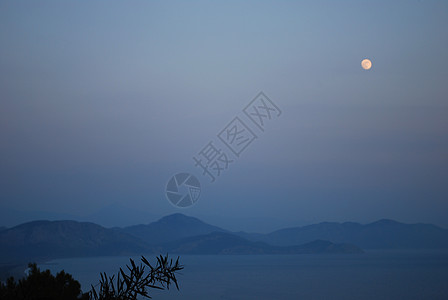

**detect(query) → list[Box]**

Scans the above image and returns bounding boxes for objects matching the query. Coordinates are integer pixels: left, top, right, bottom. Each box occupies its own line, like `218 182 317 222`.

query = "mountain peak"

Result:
369 219 402 226
123 213 227 245
157 213 204 225
159 213 193 221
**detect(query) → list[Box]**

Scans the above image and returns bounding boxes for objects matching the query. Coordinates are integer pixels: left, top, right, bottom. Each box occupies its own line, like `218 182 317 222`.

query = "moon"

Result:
361 58 372 70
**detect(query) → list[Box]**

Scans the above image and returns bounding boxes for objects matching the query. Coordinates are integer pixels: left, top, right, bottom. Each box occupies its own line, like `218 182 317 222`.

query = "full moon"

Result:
361 58 372 70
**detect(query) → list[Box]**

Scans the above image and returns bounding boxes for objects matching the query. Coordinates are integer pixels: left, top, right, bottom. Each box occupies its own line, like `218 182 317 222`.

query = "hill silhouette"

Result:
238 218 448 249
162 232 363 254
1 214 447 269
0 220 153 262
122 213 227 245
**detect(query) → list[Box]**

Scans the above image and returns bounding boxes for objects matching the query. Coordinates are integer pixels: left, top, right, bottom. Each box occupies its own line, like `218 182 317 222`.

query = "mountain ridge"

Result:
122 213 228 245
0 214 364 266
161 231 363 255
0 219 154 262
2 213 447 267
238 218 448 249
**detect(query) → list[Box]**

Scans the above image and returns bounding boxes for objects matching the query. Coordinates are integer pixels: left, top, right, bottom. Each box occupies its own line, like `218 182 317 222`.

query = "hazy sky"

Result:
1 1 447 231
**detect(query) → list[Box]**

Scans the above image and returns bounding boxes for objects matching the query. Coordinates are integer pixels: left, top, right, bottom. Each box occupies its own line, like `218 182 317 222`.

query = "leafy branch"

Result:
89 255 183 300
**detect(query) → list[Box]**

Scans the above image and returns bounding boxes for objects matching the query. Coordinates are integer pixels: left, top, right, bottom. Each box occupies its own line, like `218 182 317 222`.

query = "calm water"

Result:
39 250 448 300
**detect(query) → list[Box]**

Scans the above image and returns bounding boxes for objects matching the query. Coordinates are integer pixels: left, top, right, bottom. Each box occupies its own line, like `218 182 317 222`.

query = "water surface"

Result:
39 250 448 300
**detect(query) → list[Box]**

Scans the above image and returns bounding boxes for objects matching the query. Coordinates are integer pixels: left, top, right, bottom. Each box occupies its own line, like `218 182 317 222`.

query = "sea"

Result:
38 250 448 300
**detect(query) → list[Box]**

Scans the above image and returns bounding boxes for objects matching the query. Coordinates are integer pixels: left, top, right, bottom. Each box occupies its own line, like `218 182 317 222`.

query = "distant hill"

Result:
0 220 153 262
0 203 160 229
1 214 447 267
162 232 363 255
123 214 448 250
82 203 160 228
0 214 366 266
0 205 80 228
122 213 227 245
238 219 448 249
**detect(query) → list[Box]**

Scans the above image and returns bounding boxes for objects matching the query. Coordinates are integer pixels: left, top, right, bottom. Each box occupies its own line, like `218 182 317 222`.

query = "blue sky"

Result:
1 1 447 231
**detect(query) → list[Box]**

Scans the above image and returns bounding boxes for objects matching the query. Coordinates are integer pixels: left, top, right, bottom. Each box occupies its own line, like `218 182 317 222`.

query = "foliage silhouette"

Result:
0 263 87 300
0 255 183 300
90 255 183 300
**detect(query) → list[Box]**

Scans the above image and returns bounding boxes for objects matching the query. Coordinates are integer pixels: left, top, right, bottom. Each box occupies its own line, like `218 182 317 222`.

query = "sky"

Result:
1 1 447 232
